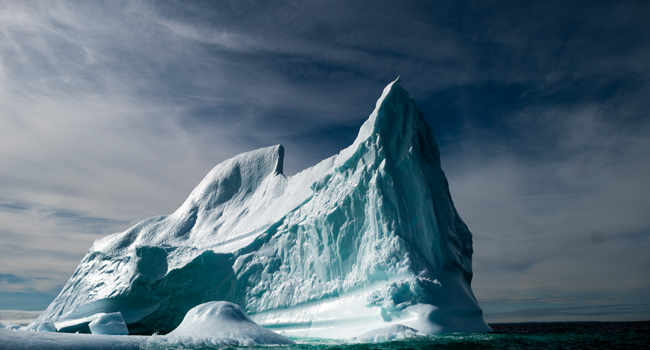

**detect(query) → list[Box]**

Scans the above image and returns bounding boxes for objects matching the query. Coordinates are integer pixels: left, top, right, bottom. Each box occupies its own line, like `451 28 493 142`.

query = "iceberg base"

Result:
250 287 491 338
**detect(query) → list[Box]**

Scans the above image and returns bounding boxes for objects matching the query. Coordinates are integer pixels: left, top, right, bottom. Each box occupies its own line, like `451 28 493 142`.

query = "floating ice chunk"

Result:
352 324 420 343
37 320 56 332
3 323 23 330
164 301 294 346
25 319 56 332
88 312 128 335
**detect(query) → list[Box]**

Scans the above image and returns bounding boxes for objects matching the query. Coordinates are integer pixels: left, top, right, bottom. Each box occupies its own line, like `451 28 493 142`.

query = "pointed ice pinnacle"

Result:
32 79 491 337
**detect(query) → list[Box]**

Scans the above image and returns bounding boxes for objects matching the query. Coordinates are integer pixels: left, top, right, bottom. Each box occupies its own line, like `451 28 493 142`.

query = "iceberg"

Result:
30 78 491 337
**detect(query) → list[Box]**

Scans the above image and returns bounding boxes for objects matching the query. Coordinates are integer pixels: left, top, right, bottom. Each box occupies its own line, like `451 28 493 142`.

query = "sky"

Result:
0 0 649 323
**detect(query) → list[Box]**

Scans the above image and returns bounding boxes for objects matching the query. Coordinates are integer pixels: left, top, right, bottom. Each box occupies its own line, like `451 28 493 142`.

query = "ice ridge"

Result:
31 78 491 337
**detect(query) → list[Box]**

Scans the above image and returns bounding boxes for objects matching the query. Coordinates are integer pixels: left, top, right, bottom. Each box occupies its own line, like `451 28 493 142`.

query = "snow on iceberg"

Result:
31 78 491 338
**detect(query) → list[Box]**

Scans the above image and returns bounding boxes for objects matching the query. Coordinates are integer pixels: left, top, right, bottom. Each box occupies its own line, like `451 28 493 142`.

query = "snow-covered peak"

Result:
176 144 285 217
92 144 289 253
346 77 441 172
353 76 403 143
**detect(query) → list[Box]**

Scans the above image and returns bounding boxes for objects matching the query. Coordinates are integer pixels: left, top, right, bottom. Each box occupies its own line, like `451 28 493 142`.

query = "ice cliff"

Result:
31 78 491 337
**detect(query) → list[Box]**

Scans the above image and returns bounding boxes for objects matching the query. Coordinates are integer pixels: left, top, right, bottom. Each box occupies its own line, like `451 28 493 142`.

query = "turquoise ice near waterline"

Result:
29 78 490 338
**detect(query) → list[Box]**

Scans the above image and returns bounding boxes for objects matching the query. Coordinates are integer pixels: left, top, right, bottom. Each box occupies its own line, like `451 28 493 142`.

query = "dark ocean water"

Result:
146 321 650 350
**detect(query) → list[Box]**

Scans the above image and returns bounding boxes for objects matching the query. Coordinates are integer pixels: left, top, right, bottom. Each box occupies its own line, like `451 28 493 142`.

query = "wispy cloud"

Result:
0 274 28 285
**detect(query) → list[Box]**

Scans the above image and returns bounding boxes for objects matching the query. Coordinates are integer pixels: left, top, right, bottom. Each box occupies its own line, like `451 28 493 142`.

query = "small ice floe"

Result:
351 324 421 343
25 319 56 332
89 312 129 335
3 323 23 330
158 301 295 346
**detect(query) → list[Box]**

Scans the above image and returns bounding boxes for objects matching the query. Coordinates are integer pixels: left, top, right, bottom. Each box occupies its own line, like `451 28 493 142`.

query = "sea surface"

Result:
144 321 650 350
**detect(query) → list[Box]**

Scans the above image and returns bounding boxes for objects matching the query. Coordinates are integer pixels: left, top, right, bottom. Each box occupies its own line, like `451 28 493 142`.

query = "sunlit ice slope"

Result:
32 78 491 337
